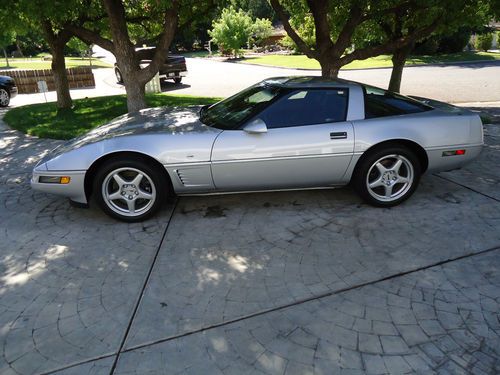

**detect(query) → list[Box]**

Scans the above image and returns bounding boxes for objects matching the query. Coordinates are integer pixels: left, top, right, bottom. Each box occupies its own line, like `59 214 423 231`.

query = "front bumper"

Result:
31 168 88 204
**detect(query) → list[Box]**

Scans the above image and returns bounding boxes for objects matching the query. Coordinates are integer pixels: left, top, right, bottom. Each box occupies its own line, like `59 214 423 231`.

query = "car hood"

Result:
87 106 215 138
48 106 221 157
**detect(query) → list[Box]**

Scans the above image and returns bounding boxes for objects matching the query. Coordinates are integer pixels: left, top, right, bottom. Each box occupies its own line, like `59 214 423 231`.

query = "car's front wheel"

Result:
93 158 168 222
0 88 10 107
353 146 421 207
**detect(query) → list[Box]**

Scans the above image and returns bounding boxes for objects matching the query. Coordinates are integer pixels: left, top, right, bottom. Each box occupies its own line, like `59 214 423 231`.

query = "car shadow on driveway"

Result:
159 80 191 93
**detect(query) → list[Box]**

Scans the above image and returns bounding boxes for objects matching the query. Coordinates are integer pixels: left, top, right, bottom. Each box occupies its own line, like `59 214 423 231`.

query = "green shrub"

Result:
475 33 493 52
209 7 274 56
438 30 471 53
252 18 273 46
413 37 440 55
209 7 253 57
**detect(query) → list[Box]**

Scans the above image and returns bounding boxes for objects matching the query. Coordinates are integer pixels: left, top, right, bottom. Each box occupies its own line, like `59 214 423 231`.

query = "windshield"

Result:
200 84 282 129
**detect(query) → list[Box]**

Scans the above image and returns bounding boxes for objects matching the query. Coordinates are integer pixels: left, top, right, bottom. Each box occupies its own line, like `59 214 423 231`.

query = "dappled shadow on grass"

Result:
3 94 219 140
407 51 499 65
240 51 499 71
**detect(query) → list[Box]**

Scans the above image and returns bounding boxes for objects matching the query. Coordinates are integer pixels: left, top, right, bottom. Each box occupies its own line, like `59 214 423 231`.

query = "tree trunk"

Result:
388 43 414 93
123 75 147 113
66 0 178 113
320 61 340 78
115 57 148 112
50 42 73 109
15 38 24 57
3 49 9 68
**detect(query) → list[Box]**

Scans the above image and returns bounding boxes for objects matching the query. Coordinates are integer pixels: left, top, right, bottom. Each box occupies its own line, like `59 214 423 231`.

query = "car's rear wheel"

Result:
115 68 123 84
173 77 182 84
93 158 167 222
0 88 10 107
353 146 421 207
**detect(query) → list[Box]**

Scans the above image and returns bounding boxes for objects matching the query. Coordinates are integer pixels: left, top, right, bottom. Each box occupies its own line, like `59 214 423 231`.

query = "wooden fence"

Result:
0 67 95 94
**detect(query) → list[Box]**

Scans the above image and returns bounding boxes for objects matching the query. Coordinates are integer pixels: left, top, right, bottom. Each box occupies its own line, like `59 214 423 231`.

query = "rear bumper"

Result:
159 71 187 79
426 144 483 173
31 168 88 204
9 86 17 98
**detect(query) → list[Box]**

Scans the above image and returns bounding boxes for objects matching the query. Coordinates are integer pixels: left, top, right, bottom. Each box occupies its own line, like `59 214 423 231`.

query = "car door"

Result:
211 88 354 191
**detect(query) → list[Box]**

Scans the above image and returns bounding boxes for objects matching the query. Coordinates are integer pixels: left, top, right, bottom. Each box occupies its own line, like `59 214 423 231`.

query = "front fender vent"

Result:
173 166 213 188
175 169 188 186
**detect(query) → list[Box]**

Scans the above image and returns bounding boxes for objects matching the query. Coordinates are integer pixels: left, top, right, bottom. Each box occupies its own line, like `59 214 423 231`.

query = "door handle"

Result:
330 132 347 139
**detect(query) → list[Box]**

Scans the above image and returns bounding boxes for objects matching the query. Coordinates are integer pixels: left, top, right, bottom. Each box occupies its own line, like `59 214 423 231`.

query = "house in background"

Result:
262 24 287 47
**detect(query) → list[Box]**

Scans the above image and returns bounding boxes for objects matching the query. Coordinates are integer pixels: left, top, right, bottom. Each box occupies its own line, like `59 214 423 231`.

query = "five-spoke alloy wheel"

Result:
353 146 421 207
0 88 10 107
94 157 167 221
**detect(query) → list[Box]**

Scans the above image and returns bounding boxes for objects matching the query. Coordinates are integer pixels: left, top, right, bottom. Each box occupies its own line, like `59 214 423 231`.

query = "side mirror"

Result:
243 118 268 134
199 104 209 117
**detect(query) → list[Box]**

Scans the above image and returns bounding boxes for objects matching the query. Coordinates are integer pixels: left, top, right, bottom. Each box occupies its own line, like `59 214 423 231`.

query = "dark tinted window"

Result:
364 85 432 119
259 89 348 129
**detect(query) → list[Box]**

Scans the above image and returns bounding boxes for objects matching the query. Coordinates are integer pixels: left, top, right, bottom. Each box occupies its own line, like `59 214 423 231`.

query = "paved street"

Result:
174 58 500 103
0 106 499 374
8 56 500 108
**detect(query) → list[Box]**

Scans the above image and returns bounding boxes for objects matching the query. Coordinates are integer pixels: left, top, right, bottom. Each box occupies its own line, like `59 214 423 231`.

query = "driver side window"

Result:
259 89 348 129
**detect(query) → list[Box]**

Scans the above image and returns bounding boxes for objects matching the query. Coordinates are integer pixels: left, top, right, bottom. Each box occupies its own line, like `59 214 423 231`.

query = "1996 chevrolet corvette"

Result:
31 77 483 221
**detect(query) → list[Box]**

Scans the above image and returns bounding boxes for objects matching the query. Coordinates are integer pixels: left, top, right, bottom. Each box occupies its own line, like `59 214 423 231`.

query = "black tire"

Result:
115 68 123 84
93 157 168 222
352 146 421 207
0 88 10 107
173 77 182 84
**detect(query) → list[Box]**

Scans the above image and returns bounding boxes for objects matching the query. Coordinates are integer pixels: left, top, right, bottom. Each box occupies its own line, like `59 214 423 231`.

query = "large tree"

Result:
4 0 83 109
0 31 16 68
0 8 17 67
41 22 74 108
269 0 443 78
66 0 181 113
380 0 495 92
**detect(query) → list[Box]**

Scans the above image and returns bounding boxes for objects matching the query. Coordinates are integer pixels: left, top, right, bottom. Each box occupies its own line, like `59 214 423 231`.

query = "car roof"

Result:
262 76 358 89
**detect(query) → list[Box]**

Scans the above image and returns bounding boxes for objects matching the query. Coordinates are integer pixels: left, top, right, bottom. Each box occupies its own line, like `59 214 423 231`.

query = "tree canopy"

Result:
270 0 496 78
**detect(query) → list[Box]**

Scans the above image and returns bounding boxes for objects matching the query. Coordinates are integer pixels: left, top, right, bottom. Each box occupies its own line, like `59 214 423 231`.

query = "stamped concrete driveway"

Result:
0 108 499 375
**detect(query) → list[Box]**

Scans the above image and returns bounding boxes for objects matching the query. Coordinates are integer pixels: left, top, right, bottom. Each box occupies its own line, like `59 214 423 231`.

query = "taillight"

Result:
442 149 466 156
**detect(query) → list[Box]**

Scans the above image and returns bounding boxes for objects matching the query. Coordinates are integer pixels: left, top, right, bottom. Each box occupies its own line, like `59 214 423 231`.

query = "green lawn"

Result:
4 94 219 140
183 50 217 58
240 51 500 70
0 57 112 70
183 49 253 58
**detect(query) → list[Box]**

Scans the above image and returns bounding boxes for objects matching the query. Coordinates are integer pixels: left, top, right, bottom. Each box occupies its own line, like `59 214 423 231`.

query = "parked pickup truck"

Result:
114 47 187 85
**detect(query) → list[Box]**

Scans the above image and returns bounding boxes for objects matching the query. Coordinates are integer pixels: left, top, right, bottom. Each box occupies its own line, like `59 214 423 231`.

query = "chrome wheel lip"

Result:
366 154 414 203
0 89 10 106
101 167 156 217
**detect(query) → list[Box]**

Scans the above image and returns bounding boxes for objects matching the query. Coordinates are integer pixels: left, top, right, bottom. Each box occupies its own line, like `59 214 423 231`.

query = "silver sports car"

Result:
31 77 483 221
